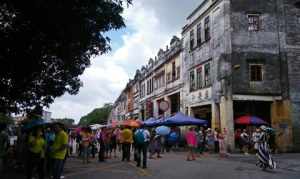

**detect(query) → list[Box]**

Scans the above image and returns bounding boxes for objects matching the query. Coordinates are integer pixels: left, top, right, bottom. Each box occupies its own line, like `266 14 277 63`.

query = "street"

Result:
63 152 300 179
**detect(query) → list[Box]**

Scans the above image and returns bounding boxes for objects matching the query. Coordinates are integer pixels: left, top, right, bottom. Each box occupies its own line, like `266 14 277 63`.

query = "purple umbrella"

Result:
162 112 207 126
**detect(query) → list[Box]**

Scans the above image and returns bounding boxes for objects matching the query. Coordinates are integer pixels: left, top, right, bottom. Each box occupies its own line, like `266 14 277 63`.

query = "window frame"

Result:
196 66 203 89
204 16 210 41
189 70 196 92
196 23 202 46
204 63 211 87
247 14 260 31
249 64 264 82
190 29 195 50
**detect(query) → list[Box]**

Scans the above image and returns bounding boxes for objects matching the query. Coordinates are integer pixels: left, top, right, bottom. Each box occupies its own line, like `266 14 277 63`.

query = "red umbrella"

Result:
122 119 142 128
235 115 268 125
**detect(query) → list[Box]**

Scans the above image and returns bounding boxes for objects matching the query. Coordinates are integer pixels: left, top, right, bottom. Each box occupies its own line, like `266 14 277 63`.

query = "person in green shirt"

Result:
51 123 68 179
26 127 46 179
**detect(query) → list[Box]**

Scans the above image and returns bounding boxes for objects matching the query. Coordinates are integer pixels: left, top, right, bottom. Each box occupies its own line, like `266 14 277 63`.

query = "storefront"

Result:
191 104 212 128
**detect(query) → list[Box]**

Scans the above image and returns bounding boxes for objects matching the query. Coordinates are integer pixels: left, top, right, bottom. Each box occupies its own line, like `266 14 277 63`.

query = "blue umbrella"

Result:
143 117 164 127
162 112 207 126
155 126 171 135
23 119 47 130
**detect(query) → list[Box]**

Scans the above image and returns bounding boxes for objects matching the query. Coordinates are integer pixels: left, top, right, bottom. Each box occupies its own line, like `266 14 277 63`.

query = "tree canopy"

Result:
0 0 131 114
0 113 13 124
79 103 112 125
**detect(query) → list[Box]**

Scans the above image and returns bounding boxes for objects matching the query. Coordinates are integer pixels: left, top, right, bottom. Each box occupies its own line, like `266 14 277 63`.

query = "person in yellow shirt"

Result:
26 127 46 179
80 127 91 164
51 123 68 179
121 126 133 162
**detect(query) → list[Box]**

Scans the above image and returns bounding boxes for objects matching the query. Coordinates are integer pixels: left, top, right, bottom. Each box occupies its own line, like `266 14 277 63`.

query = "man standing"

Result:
51 123 68 179
121 126 133 162
134 126 150 168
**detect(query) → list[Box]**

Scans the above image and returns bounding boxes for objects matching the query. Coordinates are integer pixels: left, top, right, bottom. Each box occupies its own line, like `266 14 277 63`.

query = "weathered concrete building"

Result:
110 0 300 152
182 0 300 151
137 36 183 120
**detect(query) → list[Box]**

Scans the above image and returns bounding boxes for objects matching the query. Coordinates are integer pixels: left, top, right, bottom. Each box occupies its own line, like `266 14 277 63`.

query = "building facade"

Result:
109 0 300 152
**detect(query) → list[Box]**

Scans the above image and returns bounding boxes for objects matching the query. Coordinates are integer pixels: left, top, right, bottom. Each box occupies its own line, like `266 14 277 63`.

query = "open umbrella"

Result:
162 112 207 126
235 115 268 125
23 119 47 130
155 126 170 136
143 117 164 127
122 119 141 128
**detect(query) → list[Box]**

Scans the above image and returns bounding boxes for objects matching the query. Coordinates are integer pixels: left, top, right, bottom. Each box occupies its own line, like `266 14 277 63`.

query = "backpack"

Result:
168 132 178 142
135 130 145 145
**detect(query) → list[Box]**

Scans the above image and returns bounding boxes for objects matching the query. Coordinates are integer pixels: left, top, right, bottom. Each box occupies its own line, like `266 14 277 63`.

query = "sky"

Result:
48 0 202 122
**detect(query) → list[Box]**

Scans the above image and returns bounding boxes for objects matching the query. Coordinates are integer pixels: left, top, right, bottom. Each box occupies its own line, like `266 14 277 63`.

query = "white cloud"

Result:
49 0 201 122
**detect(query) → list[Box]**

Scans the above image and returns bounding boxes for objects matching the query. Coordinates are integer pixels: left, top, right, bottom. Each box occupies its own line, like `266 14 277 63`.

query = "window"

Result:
204 16 210 41
204 63 211 86
196 67 203 89
140 84 145 97
248 14 260 31
190 29 195 50
250 64 263 81
196 23 202 46
190 71 195 91
154 78 158 90
166 72 171 83
172 61 176 80
176 66 180 79
151 78 153 93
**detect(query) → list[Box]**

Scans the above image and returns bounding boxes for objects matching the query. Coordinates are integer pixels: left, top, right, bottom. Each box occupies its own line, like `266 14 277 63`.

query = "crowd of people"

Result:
235 127 276 155
0 122 277 179
0 122 69 179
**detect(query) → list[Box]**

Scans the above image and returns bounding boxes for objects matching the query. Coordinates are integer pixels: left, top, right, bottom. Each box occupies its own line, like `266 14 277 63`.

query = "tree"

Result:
79 103 112 125
0 0 131 114
53 118 75 126
0 113 13 124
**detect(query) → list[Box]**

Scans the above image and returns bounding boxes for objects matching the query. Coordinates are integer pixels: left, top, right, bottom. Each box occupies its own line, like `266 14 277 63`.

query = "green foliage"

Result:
0 0 131 114
0 113 13 124
53 118 75 126
79 103 113 125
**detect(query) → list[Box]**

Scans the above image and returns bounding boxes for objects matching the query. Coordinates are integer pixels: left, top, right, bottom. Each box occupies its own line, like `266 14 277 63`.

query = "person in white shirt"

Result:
252 127 261 152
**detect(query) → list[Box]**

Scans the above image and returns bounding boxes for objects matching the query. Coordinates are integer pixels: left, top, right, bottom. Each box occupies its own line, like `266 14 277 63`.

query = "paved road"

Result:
64 152 300 179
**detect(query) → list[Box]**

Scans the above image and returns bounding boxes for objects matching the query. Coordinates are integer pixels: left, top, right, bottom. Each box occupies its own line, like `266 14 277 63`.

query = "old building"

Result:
152 36 183 119
110 0 300 152
182 0 300 151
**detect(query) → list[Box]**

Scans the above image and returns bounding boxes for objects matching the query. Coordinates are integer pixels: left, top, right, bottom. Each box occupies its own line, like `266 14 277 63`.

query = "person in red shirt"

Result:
185 127 197 161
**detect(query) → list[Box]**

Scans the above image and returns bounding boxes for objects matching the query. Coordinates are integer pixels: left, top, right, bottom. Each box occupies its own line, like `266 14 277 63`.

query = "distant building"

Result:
42 110 52 122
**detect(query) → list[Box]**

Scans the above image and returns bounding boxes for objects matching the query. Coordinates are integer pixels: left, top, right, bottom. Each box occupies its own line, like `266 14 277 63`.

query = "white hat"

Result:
260 125 267 131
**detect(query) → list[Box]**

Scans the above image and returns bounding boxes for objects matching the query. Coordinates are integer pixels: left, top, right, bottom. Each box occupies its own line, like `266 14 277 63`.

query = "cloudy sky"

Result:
49 0 202 122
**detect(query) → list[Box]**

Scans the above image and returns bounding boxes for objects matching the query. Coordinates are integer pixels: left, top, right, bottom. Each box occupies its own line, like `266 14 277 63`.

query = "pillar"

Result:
220 96 235 152
271 100 293 152
211 102 221 130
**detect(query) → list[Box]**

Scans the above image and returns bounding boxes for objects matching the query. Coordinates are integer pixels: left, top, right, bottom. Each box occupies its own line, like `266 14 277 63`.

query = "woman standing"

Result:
206 128 214 154
185 127 197 161
240 129 250 155
256 126 276 170
26 128 46 179
81 128 91 164
217 129 227 158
